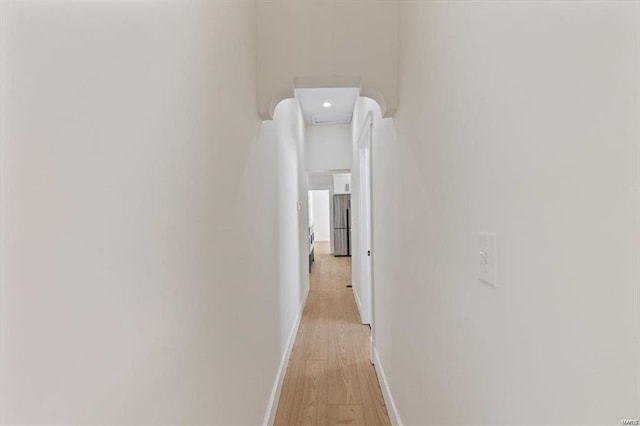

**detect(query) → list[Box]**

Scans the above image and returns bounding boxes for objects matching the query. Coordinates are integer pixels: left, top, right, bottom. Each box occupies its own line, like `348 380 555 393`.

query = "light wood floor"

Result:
274 242 390 426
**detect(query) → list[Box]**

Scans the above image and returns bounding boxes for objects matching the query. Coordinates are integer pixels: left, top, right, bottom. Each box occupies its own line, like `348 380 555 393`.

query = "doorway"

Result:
308 189 331 271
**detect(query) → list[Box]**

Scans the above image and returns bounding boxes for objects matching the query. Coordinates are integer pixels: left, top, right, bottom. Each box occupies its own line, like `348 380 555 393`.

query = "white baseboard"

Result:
263 287 309 426
373 348 404 426
352 285 365 324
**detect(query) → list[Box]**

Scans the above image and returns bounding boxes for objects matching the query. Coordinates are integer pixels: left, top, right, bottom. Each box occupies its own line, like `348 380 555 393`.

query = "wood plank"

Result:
327 288 362 404
327 404 366 426
355 358 390 426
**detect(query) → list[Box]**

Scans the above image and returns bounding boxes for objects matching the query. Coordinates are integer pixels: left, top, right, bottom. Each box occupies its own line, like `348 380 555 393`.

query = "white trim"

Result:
373 348 404 426
263 287 310 426
352 284 366 325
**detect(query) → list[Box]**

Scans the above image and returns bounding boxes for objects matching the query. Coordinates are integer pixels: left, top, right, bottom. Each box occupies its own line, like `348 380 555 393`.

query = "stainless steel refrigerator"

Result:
333 194 351 256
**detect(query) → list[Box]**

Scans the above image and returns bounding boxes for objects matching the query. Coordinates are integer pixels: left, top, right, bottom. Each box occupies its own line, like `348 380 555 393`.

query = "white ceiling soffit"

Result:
294 87 359 126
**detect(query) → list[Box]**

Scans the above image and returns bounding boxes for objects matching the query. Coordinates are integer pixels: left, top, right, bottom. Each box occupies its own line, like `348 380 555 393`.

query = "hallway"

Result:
1 1 638 424
274 242 390 426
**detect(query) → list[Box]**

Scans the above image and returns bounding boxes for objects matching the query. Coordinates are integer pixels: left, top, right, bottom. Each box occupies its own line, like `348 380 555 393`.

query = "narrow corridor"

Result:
274 242 390 426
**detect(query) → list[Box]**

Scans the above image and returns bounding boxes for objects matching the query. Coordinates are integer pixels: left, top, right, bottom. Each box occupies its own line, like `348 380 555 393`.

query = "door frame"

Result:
308 185 334 254
357 111 375 362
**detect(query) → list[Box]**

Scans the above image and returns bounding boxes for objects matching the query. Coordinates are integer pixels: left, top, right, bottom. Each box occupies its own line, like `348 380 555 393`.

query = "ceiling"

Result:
294 87 359 126
256 1 398 120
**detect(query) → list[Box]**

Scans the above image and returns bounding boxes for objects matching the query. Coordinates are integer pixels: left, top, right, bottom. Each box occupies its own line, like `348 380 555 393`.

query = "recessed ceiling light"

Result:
323 102 332 108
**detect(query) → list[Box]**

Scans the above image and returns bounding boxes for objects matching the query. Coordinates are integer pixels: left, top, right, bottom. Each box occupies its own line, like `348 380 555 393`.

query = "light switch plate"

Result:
478 232 497 287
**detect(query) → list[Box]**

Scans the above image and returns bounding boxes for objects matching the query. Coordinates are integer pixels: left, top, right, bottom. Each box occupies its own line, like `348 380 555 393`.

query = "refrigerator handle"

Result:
346 208 350 256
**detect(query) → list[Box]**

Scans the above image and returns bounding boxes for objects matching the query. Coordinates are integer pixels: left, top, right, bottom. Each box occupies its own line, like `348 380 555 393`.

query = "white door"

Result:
358 112 374 362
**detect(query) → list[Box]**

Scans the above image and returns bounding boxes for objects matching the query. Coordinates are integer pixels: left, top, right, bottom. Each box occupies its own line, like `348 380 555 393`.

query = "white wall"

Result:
0 1 302 424
308 191 314 227
373 1 640 424
274 98 310 354
305 124 352 173
310 190 330 242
